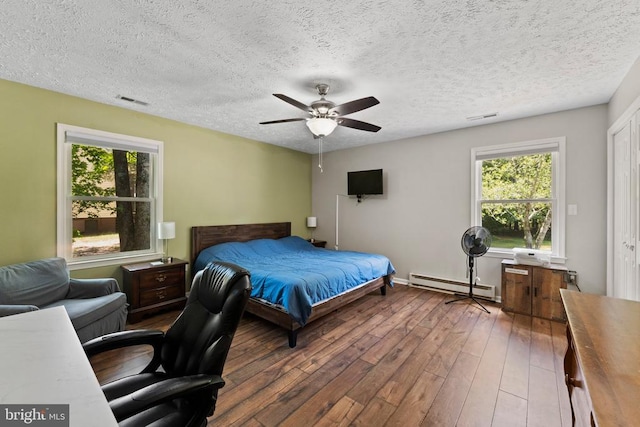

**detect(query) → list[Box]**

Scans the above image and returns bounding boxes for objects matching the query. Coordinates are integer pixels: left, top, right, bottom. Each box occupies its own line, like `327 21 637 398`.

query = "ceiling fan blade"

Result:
259 118 306 125
338 117 381 132
273 94 312 112
330 96 379 116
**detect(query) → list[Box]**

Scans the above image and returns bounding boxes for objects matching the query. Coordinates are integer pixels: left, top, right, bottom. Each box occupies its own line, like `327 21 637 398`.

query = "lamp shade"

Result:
157 222 176 240
306 216 317 228
306 118 338 137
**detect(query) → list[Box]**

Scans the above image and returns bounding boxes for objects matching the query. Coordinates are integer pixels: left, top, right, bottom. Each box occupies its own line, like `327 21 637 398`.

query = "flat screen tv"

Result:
348 169 383 196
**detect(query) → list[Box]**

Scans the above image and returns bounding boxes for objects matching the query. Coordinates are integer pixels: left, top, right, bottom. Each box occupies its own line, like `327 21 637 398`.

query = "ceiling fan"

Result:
259 84 381 137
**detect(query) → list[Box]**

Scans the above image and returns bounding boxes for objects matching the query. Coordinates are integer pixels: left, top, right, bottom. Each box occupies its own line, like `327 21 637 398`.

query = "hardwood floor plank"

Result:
402 290 446 331
351 397 396 426
360 328 408 365
456 316 512 427
367 290 426 338
424 303 480 378
212 367 308 426
527 365 562 427
347 324 430 406
279 359 373 427
492 390 527 427
361 291 443 365
374 325 434 406
218 347 311 412
500 314 532 399
252 331 381 426
422 351 481 426
299 314 387 374
313 396 364 427
550 320 573 427
87 286 571 427
490 309 515 340
529 317 555 371
461 301 498 357
333 288 402 323
378 300 481 407
384 370 445 426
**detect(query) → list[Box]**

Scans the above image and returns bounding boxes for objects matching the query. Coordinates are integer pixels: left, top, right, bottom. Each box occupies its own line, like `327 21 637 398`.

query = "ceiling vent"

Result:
116 95 149 106
466 112 498 121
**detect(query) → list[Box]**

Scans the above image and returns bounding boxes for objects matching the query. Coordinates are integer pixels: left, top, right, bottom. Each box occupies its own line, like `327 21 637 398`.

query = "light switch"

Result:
568 204 578 216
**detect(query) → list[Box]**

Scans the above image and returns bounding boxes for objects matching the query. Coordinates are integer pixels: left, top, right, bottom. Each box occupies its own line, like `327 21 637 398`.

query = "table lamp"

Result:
158 221 176 263
306 216 317 242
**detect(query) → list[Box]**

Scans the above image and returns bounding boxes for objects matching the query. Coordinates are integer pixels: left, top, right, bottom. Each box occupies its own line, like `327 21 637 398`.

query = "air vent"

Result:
466 112 498 121
116 95 149 106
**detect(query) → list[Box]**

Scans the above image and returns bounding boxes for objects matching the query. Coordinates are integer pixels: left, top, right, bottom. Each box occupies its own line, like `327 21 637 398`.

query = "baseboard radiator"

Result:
408 272 497 302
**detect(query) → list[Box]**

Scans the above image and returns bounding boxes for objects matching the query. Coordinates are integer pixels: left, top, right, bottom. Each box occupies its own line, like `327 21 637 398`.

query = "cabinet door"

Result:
502 266 532 315
532 267 567 321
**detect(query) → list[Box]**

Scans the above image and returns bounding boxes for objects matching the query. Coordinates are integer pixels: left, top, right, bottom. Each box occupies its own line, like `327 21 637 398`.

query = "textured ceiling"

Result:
1 1 639 153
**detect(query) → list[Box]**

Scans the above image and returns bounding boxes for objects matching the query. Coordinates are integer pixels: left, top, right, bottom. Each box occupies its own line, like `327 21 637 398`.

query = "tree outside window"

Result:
57 124 163 267
471 137 565 258
480 153 552 250
71 145 151 257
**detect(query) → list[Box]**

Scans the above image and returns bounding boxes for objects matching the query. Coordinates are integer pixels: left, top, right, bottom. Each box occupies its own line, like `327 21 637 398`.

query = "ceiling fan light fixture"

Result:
306 117 338 137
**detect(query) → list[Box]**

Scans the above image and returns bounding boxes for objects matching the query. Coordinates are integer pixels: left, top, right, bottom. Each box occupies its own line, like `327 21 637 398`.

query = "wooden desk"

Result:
0 306 117 426
561 289 640 426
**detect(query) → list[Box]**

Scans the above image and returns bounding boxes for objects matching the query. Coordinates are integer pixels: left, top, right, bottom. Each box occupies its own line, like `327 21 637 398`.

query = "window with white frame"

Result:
57 124 164 268
471 137 566 260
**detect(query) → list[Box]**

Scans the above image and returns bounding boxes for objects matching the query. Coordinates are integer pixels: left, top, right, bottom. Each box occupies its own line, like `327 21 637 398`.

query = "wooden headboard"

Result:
190 222 292 270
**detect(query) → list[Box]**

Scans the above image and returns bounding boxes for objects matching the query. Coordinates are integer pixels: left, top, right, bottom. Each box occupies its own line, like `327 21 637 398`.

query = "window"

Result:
471 137 566 260
57 124 164 268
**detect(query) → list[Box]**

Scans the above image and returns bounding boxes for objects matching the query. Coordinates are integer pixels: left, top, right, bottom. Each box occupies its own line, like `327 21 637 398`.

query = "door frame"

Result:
607 94 640 296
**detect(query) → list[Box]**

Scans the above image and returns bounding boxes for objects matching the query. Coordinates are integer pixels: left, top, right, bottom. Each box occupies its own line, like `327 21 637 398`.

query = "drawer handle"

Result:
156 290 166 299
155 274 167 283
565 374 581 388
526 286 530 296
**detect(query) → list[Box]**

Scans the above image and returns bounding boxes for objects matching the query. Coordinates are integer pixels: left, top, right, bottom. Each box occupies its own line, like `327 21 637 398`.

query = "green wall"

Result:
0 79 311 280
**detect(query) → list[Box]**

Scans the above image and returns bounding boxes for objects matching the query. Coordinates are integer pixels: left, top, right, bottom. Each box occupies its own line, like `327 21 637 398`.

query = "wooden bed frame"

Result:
190 222 391 347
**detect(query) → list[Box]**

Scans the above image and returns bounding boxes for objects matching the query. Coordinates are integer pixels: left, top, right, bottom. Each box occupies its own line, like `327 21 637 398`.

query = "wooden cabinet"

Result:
564 325 594 426
122 259 188 323
501 260 567 321
561 289 640 426
308 239 327 248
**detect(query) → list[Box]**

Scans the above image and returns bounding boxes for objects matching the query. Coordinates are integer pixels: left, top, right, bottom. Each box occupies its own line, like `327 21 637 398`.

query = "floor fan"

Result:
445 226 491 313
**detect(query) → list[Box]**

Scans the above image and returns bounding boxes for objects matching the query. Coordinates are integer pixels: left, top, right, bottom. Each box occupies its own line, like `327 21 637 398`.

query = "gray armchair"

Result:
0 257 128 342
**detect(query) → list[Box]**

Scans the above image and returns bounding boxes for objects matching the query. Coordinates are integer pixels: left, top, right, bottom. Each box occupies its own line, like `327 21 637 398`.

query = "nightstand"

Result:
308 239 327 248
121 258 188 323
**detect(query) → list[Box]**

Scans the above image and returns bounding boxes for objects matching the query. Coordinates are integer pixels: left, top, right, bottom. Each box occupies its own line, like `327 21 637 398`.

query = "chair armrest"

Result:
109 374 225 423
84 329 166 374
0 305 39 317
67 277 121 299
83 329 165 357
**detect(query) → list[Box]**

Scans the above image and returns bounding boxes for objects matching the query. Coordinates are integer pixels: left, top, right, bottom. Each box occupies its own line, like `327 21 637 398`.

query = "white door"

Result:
635 111 640 300
613 121 636 299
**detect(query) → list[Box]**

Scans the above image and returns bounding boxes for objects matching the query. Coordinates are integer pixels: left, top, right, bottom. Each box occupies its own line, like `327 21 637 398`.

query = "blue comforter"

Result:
194 236 395 326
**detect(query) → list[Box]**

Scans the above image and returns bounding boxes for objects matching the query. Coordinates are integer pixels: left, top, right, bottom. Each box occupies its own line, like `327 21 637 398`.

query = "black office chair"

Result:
84 262 251 427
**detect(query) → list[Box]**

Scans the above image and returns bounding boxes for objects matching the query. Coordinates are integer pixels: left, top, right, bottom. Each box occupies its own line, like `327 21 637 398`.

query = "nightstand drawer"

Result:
140 284 184 306
139 268 184 289
121 258 189 323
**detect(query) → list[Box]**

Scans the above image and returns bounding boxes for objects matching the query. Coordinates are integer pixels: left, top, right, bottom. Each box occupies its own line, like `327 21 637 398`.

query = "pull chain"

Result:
318 136 324 173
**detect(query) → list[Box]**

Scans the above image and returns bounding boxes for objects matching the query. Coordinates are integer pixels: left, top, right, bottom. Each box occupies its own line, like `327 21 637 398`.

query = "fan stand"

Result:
445 255 490 313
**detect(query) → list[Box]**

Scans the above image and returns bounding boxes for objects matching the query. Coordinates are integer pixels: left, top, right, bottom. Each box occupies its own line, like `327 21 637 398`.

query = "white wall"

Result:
609 56 640 126
311 105 608 297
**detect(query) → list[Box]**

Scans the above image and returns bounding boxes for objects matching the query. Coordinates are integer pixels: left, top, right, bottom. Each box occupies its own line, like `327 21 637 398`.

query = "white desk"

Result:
0 306 117 426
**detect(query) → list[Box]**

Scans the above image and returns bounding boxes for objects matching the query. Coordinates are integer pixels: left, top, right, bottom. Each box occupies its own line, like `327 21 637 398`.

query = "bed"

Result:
191 222 395 347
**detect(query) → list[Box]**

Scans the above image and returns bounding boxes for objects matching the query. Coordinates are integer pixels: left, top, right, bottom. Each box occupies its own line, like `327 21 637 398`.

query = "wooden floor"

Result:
90 285 573 426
